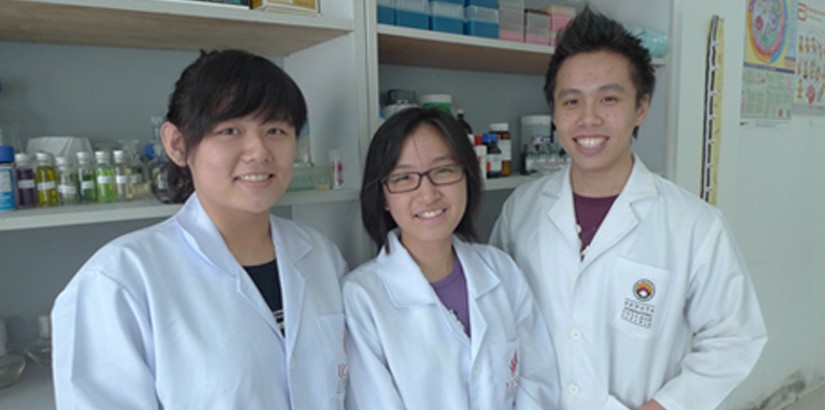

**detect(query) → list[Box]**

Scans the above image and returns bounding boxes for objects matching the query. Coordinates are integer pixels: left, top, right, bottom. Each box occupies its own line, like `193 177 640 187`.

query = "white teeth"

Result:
418 209 444 218
577 137 605 148
238 174 270 181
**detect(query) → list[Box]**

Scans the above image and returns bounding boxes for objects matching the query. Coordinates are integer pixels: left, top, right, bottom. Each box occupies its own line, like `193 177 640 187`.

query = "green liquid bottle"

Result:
34 152 59 207
94 150 116 203
76 151 97 203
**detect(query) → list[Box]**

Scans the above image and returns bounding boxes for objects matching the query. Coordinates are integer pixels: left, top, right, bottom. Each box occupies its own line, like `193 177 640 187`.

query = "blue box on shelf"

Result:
397 9 429 29
465 20 499 38
466 0 497 8
436 0 464 4
430 16 464 34
378 6 396 24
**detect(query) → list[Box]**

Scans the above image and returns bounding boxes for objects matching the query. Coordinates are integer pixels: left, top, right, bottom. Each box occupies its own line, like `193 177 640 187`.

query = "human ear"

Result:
635 94 651 125
161 122 187 167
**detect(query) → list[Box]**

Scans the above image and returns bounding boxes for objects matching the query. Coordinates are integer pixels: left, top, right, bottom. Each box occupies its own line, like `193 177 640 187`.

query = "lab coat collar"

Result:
174 194 311 342
379 230 500 308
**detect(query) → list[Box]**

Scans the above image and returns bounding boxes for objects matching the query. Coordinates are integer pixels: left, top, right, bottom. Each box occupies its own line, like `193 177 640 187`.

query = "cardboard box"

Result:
251 0 319 14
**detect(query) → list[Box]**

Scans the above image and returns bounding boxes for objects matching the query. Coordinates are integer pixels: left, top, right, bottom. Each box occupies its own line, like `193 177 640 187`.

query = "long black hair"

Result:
165 49 308 203
360 107 483 252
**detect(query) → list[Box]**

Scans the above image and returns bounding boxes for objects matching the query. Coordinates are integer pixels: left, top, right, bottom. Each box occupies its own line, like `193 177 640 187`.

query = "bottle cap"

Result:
14 152 30 166
77 151 91 162
0 145 14 162
113 149 126 162
55 156 69 166
95 150 110 162
35 151 52 162
489 123 509 132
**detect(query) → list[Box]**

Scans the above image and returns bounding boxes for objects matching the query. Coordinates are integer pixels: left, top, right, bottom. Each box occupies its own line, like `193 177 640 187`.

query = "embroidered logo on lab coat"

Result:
621 279 657 329
633 279 655 302
505 351 520 393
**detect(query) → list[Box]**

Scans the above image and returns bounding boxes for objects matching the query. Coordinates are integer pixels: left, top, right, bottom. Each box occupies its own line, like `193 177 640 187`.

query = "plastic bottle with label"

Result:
55 156 79 205
76 151 97 204
95 150 117 203
0 145 15 211
489 123 511 176
483 133 502 179
34 152 59 207
14 153 36 208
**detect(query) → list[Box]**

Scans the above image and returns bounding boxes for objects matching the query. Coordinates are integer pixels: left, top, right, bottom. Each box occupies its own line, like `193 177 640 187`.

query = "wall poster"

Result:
741 0 798 127
794 1 825 115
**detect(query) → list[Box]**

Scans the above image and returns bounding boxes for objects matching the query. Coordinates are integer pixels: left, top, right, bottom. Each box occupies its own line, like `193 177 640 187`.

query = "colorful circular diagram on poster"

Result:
748 0 787 64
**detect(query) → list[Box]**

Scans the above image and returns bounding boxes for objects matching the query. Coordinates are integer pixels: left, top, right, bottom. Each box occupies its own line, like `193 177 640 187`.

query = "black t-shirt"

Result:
243 259 284 333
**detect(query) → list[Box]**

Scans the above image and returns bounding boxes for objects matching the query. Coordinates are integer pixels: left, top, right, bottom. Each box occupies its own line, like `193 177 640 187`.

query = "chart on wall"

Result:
793 1 825 115
741 0 798 127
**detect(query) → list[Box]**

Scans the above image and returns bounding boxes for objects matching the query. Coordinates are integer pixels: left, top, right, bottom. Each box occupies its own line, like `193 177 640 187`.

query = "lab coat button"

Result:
568 383 580 395
570 329 582 340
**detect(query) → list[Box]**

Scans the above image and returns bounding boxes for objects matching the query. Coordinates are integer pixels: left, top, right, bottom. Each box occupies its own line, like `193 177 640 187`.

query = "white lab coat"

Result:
490 158 767 410
52 193 348 409
343 230 559 410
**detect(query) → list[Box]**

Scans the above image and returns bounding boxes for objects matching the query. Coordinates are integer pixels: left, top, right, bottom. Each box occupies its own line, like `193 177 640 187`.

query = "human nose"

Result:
242 132 273 162
415 172 441 201
578 100 603 127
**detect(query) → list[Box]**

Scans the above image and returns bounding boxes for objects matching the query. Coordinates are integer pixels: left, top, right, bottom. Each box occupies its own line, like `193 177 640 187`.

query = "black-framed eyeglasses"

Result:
381 164 466 194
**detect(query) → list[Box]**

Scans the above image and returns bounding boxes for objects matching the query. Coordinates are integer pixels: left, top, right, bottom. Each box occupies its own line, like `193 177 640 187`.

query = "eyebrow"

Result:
392 155 455 171
556 83 627 99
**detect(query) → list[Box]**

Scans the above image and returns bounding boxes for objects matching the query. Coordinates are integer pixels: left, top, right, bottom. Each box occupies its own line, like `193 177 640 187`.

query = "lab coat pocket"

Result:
491 338 521 407
609 258 670 338
317 313 348 405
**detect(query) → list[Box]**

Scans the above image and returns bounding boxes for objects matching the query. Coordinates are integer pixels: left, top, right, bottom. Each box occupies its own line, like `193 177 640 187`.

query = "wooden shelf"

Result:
0 189 359 231
377 24 667 75
0 0 353 56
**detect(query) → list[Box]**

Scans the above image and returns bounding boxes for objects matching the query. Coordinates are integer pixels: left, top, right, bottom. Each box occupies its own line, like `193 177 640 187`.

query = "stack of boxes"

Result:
376 1 575 45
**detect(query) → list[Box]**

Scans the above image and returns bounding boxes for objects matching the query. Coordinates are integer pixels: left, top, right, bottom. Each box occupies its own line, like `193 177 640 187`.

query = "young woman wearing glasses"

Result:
343 107 559 409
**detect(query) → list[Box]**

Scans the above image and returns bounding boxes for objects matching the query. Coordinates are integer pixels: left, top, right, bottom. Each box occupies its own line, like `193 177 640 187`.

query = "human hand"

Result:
639 399 665 410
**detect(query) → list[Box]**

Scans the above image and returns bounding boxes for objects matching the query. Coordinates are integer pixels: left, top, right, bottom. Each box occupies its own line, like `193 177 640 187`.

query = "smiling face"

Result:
383 124 467 255
552 50 650 194
165 114 296 226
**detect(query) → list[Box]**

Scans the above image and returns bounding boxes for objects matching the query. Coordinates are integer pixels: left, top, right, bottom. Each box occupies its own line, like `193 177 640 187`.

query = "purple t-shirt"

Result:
573 193 618 255
431 259 471 338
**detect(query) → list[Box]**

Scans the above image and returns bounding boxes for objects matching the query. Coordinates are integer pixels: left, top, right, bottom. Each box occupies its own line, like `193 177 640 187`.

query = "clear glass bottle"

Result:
55 156 79 205
14 153 37 208
34 151 59 207
149 144 171 204
25 314 52 367
76 151 97 204
0 319 26 389
113 149 134 202
95 150 116 203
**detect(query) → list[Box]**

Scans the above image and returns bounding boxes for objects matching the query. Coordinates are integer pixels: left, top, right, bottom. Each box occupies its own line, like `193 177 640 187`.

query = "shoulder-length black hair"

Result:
360 107 483 251
165 49 308 203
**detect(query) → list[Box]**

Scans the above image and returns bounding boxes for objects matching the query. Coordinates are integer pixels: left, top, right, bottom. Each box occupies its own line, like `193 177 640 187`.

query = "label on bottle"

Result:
58 184 77 195
81 180 96 190
0 167 15 211
115 175 129 185
499 139 512 161
37 181 56 191
487 153 502 177
97 175 114 184
18 178 35 189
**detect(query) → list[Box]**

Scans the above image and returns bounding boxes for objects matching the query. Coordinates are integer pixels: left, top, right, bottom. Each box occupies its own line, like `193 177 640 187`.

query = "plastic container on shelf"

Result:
525 9 551 45
429 1 464 34
465 5 499 39
466 0 498 8
396 0 429 29
377 0 396 25
498 4 524 42
419 94 454 115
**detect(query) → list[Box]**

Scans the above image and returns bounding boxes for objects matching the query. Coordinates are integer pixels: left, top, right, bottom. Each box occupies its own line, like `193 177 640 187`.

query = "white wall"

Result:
669 1 825 408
